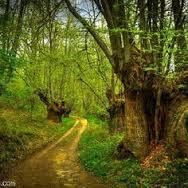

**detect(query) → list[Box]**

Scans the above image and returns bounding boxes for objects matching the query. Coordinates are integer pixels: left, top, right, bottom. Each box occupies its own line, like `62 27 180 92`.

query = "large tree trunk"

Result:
167 96 188 157
118 89 188 160
118 91 149 159
47 103 62 123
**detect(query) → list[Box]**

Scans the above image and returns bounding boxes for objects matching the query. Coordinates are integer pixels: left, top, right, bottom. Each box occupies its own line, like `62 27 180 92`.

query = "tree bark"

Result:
12 0 27 54
47 103 61 123
106 88 126 133
121 91 149 159
167 96 188 157
108 100 126 133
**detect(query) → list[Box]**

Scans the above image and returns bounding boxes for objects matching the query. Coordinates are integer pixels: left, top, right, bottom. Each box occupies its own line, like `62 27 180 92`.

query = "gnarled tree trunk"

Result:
46 102 62 123
117 89 188 160
35 89 71 123
121 91 149 159
167 96 188 157
64 0 188 160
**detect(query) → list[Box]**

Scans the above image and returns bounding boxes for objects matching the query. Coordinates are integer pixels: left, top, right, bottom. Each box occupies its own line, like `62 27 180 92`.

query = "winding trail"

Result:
7 119 108 188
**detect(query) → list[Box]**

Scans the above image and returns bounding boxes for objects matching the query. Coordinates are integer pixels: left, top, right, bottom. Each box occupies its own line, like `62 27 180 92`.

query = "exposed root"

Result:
116 141 135 160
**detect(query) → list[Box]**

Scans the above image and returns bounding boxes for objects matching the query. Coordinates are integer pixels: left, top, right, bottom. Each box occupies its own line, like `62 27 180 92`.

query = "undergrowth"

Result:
0 100 75 173
79 116 188 187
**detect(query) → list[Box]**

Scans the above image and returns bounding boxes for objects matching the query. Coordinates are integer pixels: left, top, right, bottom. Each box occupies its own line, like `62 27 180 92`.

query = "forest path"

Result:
7 119 108 188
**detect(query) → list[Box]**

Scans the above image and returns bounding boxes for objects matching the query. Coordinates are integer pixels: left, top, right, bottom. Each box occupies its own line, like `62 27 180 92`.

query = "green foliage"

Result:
79 117 188 187
0 49 24 94
79 117 142 186
86 115 108 127
143 65 158 72
159 159 188 186
2 1 111 116
141 159 188 187
5 82 32 104
79 126 110 177
0 103 75 171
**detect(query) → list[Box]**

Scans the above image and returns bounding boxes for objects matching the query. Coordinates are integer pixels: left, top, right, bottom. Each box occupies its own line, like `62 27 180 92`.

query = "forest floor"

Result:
2 118 108 188
79 116 188 187
0 98 187 187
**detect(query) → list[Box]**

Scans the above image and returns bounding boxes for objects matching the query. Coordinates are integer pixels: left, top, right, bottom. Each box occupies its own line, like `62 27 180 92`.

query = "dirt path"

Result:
6 119 108 188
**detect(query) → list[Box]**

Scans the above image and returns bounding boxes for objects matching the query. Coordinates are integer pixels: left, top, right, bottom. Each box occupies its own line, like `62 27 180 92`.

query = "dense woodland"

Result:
0 0 188 187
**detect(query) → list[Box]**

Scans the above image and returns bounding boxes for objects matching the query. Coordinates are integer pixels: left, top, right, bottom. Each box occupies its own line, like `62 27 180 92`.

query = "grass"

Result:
79 115 188 187
0 102 75 173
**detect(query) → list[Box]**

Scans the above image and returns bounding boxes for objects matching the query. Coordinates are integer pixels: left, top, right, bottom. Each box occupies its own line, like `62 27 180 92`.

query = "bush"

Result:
79 117 142 186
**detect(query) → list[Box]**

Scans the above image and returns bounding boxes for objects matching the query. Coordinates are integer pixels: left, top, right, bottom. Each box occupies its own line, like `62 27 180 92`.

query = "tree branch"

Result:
64 0 113 65
79 78 107 109
35 89 50 106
